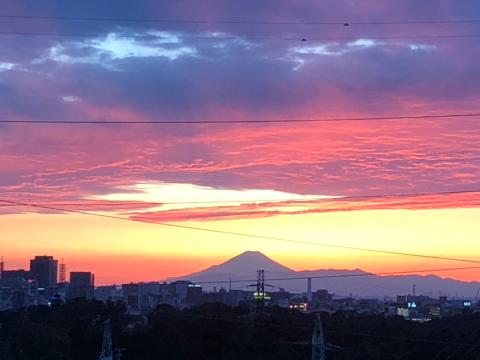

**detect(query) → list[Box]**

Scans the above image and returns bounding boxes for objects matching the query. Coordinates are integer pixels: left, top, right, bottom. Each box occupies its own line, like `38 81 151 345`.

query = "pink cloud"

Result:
127 191 480 222
0 0 479 219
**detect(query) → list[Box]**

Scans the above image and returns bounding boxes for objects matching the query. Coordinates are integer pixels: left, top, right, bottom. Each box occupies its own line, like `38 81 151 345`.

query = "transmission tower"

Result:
247 269 272 315
98 320 113 360
312 313 326 360
255 269 266 313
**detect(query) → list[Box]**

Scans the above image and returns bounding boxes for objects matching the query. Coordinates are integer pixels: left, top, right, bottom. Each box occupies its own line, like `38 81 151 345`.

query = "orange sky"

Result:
2 207 479 285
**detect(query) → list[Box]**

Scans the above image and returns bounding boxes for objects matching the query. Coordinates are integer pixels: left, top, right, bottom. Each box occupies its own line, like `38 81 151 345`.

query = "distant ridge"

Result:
171 251 480 298
185 250 294 277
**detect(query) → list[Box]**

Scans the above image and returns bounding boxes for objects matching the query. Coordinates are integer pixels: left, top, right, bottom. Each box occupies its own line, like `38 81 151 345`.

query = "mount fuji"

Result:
171 251 480 299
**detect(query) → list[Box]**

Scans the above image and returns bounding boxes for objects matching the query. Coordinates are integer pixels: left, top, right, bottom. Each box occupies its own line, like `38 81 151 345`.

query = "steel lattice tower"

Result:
98 320 113 360
58 259 66 283
255 269 266 313
312 313 326 360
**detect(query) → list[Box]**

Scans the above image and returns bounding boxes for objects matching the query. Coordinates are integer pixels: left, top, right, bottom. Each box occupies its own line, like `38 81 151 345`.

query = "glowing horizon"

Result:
2 207 479 285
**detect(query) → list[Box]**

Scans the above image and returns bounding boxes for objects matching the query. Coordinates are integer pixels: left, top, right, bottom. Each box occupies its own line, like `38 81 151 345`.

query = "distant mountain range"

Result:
171 251 480 299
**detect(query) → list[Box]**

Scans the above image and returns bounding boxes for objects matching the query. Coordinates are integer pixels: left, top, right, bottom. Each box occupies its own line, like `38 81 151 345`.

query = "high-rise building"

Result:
29 256 58 289
69 272 95 299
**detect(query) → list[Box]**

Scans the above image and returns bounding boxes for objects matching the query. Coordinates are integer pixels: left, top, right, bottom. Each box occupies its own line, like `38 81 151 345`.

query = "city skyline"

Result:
3 249 480 326
3 250 480 296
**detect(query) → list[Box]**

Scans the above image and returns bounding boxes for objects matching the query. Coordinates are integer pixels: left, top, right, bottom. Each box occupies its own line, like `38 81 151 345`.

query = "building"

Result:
30 256 58 289
168 281 191 301
0 269 30 281
95 285 124 302
225 289 253 306
186 284 203 306
0 273 38 310
69 272 95 299
269 288 290 307
123 283 141 309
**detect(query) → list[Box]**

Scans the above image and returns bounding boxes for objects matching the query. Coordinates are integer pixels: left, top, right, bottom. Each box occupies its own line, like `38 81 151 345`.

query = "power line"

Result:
1 197 480 265
2 112 480 125
0 30 480 42
191 266 480 285
1 14 480 26
0 188 478 207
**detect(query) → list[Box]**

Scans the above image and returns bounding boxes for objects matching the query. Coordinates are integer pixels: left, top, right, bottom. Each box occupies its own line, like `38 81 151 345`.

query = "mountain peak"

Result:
230 250 274 261
218 250 294 273
239 250 264 256
180 250 294 279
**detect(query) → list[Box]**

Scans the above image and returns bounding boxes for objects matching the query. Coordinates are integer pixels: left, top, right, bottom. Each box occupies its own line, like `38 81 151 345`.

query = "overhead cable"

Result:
1 198 479 265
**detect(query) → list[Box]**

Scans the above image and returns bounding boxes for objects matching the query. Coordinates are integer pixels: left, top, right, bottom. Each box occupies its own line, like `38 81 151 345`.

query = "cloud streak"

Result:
126 189 480 222
0 0 479 222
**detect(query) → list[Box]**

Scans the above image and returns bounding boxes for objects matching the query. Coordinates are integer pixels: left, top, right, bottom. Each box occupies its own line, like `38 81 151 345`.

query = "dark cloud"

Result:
0 0 479 218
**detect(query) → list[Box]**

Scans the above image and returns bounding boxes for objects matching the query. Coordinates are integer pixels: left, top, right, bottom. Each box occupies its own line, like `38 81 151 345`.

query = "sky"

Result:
1 1 479 285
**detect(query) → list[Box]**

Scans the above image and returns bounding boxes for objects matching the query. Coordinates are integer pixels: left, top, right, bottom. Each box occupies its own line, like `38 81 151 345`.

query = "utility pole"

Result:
98 320 113 360
312 313 326 360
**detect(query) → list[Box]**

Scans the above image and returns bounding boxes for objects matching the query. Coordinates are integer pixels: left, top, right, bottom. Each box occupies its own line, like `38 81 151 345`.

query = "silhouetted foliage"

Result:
1 301 479 359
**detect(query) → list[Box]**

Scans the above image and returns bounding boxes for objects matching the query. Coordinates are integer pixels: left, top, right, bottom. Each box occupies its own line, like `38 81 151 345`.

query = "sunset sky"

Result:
1 1 479 285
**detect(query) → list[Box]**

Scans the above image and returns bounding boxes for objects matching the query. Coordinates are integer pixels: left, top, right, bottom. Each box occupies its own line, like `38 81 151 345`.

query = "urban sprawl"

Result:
0 255 476 321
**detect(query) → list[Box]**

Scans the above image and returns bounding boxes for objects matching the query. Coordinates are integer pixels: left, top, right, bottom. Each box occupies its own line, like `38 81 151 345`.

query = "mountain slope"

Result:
187 250 294 276
172 251 480 298
169 251 295 287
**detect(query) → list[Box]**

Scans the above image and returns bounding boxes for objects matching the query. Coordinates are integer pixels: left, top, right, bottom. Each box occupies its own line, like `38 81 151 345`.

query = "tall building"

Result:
69 272 95 299
29 256 58 289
